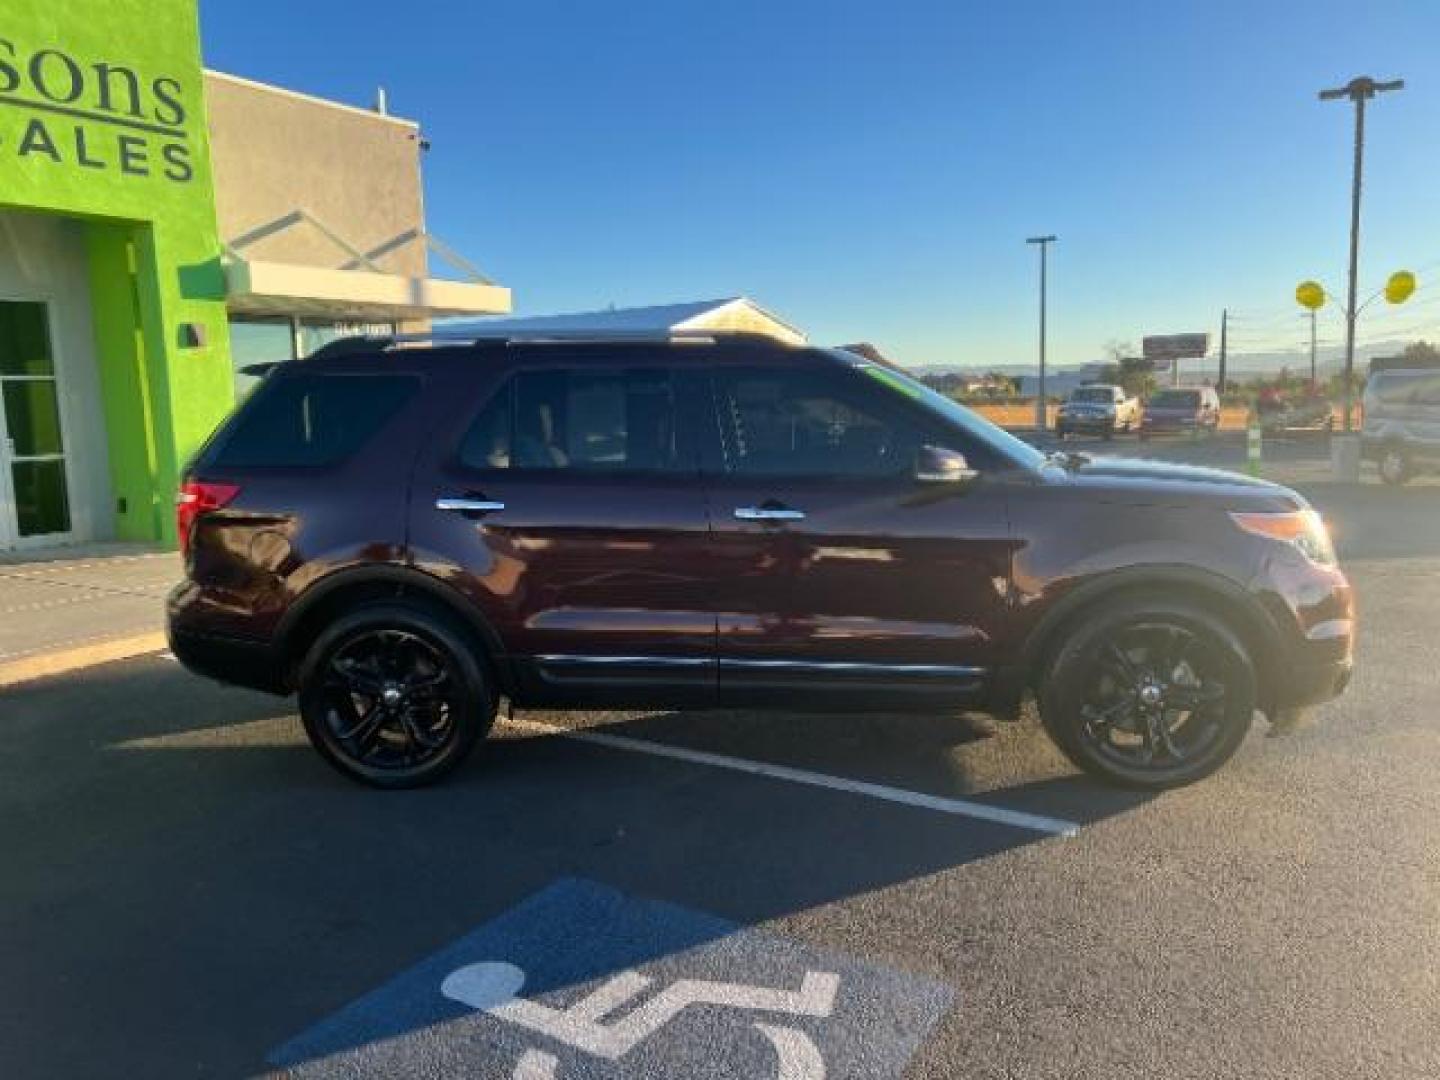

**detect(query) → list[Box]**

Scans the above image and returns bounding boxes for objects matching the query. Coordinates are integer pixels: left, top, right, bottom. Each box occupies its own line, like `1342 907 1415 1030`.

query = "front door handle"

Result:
436 497 506 514
734 505 806 522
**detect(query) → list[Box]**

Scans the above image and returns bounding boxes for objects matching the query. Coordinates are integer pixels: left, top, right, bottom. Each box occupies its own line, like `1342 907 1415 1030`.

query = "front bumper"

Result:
1057 414 1117 433
1141 418 1200 434
1257 558 1355 714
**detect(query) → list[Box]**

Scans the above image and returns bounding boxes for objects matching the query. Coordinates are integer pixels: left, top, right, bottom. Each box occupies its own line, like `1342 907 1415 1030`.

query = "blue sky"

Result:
200 0 1440 369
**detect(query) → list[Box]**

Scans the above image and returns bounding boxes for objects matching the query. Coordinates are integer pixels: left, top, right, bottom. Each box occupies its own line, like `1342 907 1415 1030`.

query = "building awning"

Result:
224 259 512 321
221 210 511 322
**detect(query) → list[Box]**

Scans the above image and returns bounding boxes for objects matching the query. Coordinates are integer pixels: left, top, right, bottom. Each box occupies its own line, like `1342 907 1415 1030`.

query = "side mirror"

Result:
915 444 978 484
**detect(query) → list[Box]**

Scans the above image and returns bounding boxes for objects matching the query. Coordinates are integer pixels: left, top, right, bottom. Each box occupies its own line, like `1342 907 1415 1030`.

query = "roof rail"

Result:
304 328 796 359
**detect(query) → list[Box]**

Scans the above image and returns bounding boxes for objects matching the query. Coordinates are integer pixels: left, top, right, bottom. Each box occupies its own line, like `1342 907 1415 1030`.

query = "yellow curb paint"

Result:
0 633 168 689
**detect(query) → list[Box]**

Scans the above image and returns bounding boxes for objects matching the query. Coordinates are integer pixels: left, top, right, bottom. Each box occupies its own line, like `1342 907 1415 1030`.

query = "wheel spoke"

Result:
1082 697 1136 732
331 658 385 697
1105 641 1143 689
1158 626 1192 680
1169 681 1226 711
333 697 384 743
1154 713 1185 760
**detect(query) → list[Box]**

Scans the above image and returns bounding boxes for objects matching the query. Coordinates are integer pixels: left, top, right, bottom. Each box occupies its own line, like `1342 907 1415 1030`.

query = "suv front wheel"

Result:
297 603 496 788
1039 597 1256 788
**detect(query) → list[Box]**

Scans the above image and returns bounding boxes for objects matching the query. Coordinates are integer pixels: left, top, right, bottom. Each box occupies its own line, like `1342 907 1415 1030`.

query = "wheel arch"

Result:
275 566 513 696
1018 565 1287 717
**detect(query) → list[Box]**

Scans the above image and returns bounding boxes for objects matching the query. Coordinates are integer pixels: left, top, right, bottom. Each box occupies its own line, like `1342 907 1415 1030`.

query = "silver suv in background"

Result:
1056 383 1141 439
1362 368 1440 485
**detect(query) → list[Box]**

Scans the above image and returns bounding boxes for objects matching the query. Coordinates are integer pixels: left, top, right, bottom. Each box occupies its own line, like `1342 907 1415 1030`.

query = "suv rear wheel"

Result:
297 604 496 788
1378 446 1411 486
1039 597 1256 788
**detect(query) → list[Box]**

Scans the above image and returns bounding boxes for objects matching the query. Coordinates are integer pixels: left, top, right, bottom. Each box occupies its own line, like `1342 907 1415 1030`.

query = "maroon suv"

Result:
168 333 1353 789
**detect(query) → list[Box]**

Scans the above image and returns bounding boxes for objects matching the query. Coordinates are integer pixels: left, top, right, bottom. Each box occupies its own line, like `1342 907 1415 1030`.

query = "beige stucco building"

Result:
205 71 510 394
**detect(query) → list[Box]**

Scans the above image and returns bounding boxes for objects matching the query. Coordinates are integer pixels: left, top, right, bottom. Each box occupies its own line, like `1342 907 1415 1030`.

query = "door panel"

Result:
410 363 716 706
703 366 1015 705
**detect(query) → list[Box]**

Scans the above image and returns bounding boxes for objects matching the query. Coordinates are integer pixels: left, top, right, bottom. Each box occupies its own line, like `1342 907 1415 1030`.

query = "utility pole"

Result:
1218 309 1228 393
1308 308 1318 389
1320 75 1403 431
1026 235 1057 430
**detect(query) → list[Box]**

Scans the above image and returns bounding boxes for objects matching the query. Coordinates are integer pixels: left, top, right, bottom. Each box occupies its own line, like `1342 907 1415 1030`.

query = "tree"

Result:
1402 341 1440 365
1099 339 1155 398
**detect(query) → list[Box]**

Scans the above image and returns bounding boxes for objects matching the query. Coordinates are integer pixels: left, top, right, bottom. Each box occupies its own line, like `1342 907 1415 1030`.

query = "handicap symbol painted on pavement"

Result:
269 878 953 1078
440 959 838 1078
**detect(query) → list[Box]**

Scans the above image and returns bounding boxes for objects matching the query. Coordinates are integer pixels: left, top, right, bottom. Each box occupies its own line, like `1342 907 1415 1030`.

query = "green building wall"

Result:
1 0 234 543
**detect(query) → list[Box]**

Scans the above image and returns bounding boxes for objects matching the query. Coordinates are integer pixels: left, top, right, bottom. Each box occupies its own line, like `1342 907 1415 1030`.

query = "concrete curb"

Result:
0 632 168 689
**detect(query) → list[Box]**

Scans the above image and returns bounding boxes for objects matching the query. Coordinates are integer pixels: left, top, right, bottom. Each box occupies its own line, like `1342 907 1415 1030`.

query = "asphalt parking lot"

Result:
2 434 1438 1078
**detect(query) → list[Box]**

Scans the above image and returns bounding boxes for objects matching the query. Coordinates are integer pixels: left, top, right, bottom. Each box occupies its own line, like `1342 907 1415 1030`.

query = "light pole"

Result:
1026 235 1057 430
1319 75 1403 431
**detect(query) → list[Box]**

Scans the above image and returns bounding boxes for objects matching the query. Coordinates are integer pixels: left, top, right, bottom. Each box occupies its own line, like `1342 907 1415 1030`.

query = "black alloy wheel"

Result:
299 604 494 787
1041 598 1256 788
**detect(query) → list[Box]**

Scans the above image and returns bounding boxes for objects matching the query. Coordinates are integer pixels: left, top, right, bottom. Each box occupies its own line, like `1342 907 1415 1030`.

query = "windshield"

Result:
1072 387 1114 402
843 357 1047 471
1149 390 1201 408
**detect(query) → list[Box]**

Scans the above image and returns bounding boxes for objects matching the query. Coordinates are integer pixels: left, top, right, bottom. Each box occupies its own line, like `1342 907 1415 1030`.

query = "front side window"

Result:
713 369 918 478
459 368 681 472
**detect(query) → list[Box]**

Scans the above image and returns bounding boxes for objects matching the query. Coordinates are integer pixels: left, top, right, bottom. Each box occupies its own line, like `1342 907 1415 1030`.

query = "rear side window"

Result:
458 368 681 472
210 374 420 468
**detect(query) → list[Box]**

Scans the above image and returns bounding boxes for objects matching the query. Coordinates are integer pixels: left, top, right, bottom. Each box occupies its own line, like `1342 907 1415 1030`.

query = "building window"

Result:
228 317 294 400
226 318 396 402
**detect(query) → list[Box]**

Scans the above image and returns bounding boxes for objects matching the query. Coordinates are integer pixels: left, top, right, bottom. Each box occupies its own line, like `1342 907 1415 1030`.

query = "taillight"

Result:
177 480 240 557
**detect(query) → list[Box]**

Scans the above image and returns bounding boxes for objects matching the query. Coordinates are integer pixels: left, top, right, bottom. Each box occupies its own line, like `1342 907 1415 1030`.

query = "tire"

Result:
297 603 496 788
1379 446 1411 487
1039 596 1256 789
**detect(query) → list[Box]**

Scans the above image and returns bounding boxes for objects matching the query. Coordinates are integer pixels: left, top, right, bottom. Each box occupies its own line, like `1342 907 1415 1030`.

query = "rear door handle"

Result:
734 505 806 522
436 497 506 514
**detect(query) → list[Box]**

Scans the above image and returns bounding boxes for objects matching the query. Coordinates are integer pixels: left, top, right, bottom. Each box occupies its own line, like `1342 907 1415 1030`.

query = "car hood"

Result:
1144 407 1199 419
1046 455 1303 510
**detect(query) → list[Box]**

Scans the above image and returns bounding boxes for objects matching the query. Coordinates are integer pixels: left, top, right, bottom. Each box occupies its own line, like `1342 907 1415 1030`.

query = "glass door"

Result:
0 301 72 548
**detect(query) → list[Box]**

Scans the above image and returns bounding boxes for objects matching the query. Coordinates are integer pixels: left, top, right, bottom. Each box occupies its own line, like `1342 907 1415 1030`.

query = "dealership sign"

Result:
0 36 194 183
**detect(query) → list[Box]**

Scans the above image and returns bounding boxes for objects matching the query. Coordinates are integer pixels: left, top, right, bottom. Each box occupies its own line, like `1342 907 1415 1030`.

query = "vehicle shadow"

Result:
0 659 1151 1075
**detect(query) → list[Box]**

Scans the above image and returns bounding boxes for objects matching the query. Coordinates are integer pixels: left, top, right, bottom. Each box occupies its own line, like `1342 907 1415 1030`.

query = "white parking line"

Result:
507 718 1080 837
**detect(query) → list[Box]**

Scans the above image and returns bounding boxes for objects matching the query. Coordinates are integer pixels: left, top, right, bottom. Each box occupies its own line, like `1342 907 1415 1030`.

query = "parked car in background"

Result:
1055 384 1142 439
1362 368 1440 485
169 331 1353 791
1257 390 1335 434
1140 387 1221 439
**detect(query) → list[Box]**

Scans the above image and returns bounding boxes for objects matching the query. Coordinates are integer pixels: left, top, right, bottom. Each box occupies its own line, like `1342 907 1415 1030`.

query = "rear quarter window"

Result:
207 373 420 468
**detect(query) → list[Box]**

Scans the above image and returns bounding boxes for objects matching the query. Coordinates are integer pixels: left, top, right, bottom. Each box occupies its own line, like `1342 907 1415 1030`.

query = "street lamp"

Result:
1318 75 1404 431
1026 235 1057 430
1295 271 1415 394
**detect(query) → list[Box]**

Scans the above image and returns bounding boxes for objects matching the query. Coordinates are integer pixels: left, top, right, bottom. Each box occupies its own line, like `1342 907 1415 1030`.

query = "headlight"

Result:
1229 509 1336 566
